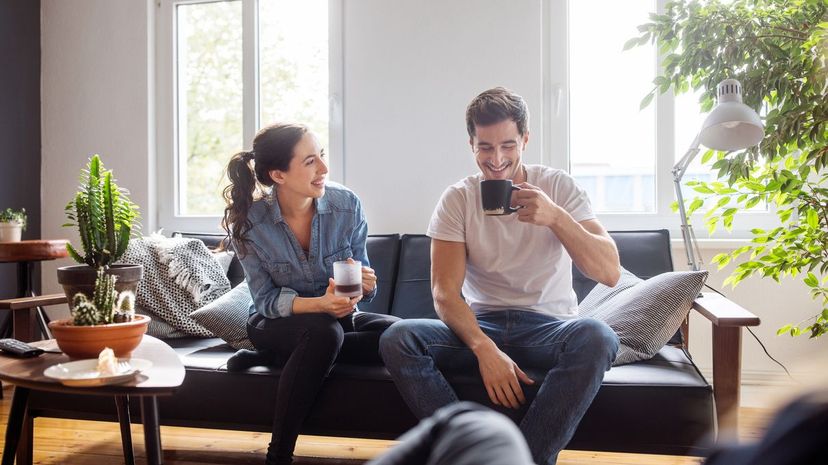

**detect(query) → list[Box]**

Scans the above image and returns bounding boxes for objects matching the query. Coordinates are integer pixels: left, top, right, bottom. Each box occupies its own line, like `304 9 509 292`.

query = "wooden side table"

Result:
0 335 185 465
0 240 69 341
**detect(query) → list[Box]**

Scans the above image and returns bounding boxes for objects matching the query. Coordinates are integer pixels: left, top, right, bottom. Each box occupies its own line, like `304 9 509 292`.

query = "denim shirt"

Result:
234 182 376 318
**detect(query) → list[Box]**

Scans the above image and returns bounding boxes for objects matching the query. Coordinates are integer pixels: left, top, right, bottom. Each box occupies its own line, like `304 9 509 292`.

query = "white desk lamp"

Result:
673 79 764 270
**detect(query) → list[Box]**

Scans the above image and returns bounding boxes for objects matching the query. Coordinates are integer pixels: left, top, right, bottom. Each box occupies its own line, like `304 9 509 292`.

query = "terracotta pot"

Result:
48 314 151 359
57 264 143 310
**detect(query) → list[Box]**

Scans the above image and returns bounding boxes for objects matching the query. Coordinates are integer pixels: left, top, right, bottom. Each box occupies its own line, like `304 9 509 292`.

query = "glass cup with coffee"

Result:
480 179 522 215
333 260 363 297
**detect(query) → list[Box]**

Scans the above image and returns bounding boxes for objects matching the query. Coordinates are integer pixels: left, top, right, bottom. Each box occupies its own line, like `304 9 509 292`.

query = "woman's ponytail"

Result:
222 151 257 256
221 123 309 256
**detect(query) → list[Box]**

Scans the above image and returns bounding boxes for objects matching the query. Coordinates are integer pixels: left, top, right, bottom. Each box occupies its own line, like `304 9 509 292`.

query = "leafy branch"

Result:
636 0 828 339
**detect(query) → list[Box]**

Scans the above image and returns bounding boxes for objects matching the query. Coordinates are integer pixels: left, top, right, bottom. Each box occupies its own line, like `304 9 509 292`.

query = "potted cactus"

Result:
50 269 149 358
0 207 26 242
50 155 149 359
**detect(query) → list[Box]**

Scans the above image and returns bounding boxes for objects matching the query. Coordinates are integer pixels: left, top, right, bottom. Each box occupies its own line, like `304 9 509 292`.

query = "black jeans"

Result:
247 310 400 465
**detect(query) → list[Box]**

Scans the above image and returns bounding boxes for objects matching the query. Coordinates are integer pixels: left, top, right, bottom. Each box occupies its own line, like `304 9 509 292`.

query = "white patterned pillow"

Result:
190 282 255 350
122 235 231 337
580 270 707 366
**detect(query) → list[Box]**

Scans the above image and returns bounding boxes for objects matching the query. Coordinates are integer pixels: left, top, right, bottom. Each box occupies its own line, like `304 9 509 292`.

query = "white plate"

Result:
43 358 153 387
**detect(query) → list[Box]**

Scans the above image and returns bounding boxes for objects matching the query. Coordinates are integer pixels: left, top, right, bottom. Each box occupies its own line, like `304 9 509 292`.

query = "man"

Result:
380 87 621 465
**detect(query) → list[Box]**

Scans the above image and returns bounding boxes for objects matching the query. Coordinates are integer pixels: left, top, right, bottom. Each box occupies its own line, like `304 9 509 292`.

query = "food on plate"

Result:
96 347 119 376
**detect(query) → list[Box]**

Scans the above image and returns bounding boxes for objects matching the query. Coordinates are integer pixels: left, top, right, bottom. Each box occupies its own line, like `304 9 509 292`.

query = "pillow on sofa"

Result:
122 235 231 338
580 269 708 366
578 267 642 312
190 282 255 350
211 250 235 275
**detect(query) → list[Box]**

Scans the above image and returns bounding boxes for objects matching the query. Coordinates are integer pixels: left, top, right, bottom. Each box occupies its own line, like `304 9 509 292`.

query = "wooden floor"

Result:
0 384 772 465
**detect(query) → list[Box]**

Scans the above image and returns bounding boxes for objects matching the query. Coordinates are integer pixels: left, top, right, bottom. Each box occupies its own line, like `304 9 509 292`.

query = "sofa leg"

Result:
712 325 742 439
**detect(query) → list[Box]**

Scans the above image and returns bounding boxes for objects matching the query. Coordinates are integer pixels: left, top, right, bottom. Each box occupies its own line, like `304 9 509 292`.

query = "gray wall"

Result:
0 0 41 300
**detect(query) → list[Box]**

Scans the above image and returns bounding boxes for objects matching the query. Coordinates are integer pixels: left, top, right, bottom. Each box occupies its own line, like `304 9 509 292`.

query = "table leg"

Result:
141 396 163 465
2 386 30 465
17 414 33 465
115 395 136 465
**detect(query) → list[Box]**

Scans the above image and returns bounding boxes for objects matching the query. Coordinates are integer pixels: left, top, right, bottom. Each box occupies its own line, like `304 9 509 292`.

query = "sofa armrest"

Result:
692 292 760 327
690 292 760 440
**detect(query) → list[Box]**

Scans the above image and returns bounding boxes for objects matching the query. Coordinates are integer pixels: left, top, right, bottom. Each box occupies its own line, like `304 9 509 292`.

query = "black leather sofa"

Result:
20 230 761 457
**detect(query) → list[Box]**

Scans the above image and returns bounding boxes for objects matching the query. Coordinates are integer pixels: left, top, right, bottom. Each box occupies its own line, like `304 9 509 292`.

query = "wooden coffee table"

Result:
0 335 185 465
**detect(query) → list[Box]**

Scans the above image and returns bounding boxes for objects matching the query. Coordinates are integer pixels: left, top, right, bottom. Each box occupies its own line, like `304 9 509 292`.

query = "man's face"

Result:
470 119 528 181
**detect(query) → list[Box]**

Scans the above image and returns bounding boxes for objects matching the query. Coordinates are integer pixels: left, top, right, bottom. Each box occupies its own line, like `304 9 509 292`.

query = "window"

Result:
546 0 774 238
569 0 656 213
157 0 339 232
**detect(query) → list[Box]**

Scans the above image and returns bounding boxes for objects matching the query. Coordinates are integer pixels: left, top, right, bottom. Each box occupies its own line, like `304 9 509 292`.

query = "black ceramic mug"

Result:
480 179 521 215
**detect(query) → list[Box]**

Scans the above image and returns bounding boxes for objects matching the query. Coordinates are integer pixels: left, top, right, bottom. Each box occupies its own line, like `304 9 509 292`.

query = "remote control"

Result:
0 338 45 358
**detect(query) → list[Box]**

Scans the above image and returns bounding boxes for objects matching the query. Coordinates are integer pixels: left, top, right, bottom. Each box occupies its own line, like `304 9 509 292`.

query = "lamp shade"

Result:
698 79 764 151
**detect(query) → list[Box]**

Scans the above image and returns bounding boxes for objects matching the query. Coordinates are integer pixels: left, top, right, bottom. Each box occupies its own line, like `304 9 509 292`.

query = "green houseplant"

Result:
631 0 828 338
0 207 27 242
51 154 149 358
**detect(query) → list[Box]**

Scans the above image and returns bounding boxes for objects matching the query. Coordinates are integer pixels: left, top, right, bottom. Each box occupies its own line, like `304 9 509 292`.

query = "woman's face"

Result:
270 132 328 199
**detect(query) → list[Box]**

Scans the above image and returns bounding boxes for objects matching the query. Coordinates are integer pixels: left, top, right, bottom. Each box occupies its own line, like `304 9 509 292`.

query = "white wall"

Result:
41 0 154 300
342 0 544 234
39 0 826 382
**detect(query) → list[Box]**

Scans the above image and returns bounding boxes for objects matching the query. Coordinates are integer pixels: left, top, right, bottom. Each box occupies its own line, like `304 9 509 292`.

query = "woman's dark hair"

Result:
222 123 309 256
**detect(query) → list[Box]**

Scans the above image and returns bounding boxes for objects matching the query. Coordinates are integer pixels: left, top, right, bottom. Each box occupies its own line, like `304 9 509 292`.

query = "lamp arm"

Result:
673 133 703 271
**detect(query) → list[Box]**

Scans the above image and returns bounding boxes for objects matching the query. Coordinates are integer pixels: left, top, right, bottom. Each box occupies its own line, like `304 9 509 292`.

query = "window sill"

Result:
670 238 754 250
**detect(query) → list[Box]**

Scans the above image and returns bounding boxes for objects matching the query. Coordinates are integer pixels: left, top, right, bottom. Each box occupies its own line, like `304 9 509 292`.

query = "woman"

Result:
222 123 399 465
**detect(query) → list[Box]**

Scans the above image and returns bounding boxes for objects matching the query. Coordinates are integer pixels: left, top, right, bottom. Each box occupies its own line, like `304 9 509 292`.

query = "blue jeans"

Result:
379 310 619 465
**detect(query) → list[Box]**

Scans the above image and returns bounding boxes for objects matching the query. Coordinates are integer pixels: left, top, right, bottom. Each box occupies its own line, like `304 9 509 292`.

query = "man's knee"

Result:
572 318 619 359
379 319 423 359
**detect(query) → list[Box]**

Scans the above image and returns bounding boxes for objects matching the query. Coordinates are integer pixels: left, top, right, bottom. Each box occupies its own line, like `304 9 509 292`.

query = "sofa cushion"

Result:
358 234 401 315
156 339 712 454
573 230 674 301
390 234 438 319
190 282 255 350
581 270 708 365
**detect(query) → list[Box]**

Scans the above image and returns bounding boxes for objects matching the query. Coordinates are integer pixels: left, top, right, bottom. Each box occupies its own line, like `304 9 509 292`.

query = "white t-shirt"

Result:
426 164 595 318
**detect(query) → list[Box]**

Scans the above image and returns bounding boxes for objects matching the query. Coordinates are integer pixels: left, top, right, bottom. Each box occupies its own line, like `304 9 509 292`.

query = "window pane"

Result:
569 0 656 213
176 1 243 216
259 0 329 150
675 90 713 195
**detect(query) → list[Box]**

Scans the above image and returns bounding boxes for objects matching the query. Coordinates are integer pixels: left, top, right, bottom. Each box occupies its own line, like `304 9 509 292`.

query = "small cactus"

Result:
113 291 136 323
70 268 132 326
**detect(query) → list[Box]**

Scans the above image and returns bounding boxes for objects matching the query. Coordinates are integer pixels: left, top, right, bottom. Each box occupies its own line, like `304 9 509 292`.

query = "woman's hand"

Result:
318 278 361 318
361 264 377 295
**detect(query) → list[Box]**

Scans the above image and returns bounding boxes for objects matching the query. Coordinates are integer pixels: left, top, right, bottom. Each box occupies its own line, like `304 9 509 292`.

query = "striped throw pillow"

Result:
580 269 707 366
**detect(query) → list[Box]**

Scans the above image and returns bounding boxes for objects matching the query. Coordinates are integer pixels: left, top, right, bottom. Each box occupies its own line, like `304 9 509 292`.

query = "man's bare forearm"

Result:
433 292 495 355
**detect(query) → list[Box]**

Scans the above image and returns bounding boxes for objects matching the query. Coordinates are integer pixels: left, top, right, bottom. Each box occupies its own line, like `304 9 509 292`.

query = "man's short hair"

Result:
465 87 530 138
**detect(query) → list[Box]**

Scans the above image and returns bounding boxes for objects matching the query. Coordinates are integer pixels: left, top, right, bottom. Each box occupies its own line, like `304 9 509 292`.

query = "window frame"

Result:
155 0 344 233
